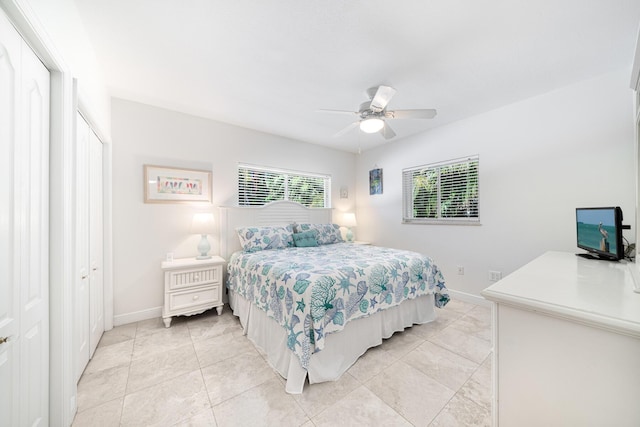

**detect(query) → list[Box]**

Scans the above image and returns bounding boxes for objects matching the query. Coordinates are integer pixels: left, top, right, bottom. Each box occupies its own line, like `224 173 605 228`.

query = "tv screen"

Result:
576 207 623 261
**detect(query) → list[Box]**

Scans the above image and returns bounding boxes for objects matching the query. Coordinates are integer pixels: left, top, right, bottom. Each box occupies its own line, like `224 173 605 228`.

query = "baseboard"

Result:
113 306 162 326
447 289 493 307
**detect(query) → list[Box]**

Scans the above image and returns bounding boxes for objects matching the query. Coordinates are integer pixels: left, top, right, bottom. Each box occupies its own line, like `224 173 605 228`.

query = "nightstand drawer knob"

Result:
192 295 199 300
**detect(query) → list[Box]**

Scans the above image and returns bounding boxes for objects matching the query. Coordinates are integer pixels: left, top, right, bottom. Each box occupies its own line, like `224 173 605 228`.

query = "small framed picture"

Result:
144 165 212 204
369 168 383 195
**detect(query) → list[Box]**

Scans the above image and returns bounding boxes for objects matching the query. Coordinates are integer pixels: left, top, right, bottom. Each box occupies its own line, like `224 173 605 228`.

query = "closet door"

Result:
0 19 22 424
75 114 104 380
0 9 50 426
89 129 104 354
75 113 90 381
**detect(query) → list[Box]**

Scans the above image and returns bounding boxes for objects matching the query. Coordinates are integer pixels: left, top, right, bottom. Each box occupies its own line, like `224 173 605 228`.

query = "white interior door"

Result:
0 12 21 425
0 8 50 426
75 113 90 381
75 115 105 379
89 129 104 355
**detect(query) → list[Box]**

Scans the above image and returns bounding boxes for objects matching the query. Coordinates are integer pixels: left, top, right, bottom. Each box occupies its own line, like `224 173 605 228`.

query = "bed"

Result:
220 201 449 394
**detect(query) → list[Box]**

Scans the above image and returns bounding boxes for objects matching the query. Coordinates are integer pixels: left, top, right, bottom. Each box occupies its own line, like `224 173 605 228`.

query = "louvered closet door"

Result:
0 8 50 426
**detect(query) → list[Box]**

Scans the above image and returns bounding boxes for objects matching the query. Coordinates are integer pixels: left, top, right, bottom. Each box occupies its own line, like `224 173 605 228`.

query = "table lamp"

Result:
341 212 357 242
191 213 215 259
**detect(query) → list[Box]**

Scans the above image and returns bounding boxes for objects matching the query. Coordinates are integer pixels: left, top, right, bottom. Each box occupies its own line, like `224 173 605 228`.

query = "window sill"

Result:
402 219 481 226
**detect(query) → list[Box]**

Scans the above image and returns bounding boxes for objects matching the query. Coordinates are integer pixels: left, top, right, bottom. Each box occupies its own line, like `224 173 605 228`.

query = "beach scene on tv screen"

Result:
577 209 617 255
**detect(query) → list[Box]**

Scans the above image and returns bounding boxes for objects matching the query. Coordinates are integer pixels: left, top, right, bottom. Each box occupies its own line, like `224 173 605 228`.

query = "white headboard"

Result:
219 201 333 259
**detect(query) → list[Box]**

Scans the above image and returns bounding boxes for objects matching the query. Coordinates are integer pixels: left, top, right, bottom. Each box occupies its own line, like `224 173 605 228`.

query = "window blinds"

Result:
238 164 331 208
402 156 479 223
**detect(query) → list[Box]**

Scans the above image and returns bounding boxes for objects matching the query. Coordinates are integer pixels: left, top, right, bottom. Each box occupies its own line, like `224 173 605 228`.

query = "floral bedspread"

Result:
227 243 449 369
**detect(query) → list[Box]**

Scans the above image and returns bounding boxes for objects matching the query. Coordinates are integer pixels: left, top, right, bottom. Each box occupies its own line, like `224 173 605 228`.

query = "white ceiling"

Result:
74 0 640 153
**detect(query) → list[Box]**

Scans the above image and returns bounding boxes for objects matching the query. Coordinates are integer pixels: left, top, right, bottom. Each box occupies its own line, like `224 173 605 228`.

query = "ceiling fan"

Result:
319 85 437 140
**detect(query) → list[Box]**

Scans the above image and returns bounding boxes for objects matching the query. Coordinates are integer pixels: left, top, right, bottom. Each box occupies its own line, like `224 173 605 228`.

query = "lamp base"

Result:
197 234 211 259
346 228 354 242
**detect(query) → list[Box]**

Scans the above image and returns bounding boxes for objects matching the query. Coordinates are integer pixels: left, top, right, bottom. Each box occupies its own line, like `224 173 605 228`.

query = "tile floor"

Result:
72 299 492 427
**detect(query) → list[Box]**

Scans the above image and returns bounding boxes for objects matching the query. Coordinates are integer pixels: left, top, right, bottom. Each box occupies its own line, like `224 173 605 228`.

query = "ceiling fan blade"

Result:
369 85 397 112
318 109 359 115
385 109 437 119
333 122 359 138
380 122 396 140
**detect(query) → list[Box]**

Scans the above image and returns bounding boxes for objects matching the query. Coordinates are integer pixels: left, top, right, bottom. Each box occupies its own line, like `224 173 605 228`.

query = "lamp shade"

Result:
360 118 384 134
341 212 357 227
190 213 215 235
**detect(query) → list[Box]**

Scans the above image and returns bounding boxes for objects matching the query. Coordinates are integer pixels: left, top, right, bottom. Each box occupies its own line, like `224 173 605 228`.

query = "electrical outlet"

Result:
457 266 464 275
489 270 502 281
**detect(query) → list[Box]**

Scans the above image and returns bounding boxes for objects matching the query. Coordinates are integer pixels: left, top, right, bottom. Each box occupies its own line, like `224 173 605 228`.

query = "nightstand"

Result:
161 256 226 327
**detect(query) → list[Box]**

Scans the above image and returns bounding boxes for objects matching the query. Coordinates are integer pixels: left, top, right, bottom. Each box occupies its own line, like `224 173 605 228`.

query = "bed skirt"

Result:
228 290 436 394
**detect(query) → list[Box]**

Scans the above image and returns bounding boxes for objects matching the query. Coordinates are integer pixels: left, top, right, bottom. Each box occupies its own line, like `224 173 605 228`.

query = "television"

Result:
576 207 624 261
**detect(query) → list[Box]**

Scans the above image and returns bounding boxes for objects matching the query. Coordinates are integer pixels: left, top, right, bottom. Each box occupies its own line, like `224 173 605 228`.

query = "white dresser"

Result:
161 256 226 327
482 251 640 427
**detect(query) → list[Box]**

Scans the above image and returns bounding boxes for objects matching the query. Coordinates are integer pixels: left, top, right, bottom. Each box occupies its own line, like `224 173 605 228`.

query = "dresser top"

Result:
482 251 640 337
161 256 226 270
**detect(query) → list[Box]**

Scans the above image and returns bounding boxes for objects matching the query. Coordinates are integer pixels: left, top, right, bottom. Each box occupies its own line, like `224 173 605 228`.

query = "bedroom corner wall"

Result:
111 99 356 324
355 69 636 298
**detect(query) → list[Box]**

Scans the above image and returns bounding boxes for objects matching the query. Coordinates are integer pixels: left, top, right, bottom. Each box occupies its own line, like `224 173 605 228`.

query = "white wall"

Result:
111 99 356 324
355 69 636 298
27 0 111 136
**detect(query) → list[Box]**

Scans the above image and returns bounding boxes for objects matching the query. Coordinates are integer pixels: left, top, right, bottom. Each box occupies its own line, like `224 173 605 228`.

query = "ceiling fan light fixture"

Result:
360 118 384 133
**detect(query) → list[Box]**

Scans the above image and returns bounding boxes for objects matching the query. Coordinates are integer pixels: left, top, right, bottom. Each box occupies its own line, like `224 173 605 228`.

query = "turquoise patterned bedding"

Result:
227 243 449 370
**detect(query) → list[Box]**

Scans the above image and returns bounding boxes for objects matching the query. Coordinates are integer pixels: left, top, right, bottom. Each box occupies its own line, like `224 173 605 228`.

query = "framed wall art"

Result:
144 165 212 203
369 168 383 195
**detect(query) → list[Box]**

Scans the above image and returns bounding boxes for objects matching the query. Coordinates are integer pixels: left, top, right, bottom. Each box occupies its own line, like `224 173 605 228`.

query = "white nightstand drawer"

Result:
168 265 222 291
168 286 221 312
161 256 226 327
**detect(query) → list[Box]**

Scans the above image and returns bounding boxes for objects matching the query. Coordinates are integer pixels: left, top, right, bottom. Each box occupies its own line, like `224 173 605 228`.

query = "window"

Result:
238 163 331 208
402 156 479 224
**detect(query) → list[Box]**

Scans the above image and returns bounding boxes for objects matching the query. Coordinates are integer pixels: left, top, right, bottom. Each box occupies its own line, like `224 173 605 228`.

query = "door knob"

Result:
0 337 9 344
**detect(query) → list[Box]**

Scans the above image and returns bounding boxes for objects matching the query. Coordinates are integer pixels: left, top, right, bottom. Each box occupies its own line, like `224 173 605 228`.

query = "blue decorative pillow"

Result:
293 230 318 247
236 225 294 252
295 223 344 245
